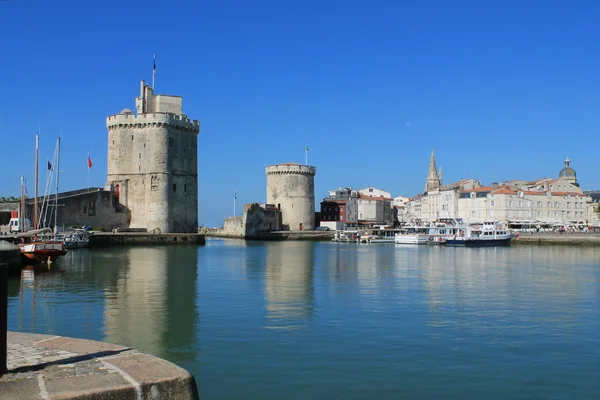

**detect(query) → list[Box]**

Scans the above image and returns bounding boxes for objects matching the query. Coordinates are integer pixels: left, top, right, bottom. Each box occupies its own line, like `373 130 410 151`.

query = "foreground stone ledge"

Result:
0 332 199 400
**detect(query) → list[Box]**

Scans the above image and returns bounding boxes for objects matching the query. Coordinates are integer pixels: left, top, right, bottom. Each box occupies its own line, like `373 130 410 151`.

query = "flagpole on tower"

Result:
87 151 90 190
152 53 156 90
305 145 309 166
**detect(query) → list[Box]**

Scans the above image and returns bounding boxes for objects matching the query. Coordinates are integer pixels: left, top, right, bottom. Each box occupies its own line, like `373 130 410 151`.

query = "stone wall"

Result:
217 203 281 238
25 189 129 231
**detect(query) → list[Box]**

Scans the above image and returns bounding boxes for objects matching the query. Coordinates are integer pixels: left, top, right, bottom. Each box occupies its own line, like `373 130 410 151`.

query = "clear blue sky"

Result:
1 0 598 227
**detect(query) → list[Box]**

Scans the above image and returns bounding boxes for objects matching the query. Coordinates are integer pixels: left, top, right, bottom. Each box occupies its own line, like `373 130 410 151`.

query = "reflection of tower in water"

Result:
103 247 198 360
265 242 315 328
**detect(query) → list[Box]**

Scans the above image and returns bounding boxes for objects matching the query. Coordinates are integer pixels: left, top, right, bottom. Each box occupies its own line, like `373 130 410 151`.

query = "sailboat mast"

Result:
54 137 61 238
34 132 39 229
20 176 25 233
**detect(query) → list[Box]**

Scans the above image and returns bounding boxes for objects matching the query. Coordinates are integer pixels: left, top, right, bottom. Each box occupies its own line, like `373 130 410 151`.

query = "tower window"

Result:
132 135 134 140
184 184 187 192
112 140 114 145
138 166 140 171
169 137 173 147
139 153 141 159
173 184 177 192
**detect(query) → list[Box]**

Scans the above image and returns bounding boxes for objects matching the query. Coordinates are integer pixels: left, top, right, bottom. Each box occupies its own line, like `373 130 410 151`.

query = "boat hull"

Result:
20 241 68 263
445 238 512 247
395 235 428 245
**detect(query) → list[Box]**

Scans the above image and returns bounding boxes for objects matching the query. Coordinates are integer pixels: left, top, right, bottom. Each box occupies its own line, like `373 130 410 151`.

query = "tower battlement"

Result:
106 113 200 132
266 164 316 176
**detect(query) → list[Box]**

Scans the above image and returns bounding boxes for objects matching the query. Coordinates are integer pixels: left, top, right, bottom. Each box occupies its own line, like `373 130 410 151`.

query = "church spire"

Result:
425 148 441 192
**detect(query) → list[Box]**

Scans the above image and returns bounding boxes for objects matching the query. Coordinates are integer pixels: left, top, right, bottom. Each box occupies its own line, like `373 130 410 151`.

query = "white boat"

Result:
445 220 513 247
394 226 428 245
427 218 469 244
61 229 91 249
332 229 361 243
359 227 401 243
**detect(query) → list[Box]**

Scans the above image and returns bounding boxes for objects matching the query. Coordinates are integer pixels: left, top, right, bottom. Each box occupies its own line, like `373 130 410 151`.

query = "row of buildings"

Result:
320 150 600 231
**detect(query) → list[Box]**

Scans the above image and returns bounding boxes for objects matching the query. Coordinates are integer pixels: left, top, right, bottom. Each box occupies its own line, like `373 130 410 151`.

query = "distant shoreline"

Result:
204 231 600 246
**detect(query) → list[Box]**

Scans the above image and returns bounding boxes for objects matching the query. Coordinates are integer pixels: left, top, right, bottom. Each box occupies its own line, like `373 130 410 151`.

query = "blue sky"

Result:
0 0 598 227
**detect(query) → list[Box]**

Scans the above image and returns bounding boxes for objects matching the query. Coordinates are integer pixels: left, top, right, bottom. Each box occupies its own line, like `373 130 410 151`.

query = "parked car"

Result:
316 226 330 231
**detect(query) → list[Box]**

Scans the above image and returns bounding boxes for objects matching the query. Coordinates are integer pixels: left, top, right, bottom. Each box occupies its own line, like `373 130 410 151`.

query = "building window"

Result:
184 184 187 192
169 137 173 147
132 135 134 140
173 184 177 192
547 202 551 208
537 201 541 207
491 201 495 207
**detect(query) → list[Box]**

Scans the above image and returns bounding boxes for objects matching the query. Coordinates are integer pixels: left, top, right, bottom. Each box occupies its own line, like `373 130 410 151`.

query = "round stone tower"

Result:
266 163 316 231
106 80 200 233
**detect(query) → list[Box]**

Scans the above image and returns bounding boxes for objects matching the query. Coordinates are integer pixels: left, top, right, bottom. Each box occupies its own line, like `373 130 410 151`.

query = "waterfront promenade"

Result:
515 231 600 245
0 332 198 400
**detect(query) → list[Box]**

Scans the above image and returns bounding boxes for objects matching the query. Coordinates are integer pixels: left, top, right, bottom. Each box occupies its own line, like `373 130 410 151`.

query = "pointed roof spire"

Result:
424 148 441 192
427 148 438 179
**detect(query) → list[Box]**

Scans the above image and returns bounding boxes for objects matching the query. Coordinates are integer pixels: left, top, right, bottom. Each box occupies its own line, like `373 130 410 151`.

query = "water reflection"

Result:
420 246 599 334
103 246 199 361
264 241 315 329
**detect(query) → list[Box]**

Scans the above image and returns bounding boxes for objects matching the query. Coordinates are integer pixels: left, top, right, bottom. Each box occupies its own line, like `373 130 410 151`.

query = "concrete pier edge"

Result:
0 332 199 400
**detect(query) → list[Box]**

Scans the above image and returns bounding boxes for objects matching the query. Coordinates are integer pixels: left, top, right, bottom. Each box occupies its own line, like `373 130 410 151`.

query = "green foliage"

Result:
0 196 21 203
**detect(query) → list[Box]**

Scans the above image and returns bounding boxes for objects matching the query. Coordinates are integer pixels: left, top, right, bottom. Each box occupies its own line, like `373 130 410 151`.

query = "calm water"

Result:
7 240 600 399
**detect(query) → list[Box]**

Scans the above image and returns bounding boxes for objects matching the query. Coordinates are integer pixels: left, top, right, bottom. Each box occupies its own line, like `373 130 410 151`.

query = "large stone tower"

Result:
106 80 200 233
266 163 316 231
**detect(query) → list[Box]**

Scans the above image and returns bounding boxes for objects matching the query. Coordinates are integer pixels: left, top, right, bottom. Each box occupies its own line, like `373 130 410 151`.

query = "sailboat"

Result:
20 135 67 263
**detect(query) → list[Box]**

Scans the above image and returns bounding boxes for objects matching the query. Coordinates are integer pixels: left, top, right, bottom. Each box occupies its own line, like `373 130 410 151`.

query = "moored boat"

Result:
427 218 469 244
20 240 67 263
445 220 513 247
394 226 428 245
61 229 91 249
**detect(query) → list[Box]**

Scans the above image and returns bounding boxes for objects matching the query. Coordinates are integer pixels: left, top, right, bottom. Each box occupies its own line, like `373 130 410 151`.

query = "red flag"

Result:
87 155 93 168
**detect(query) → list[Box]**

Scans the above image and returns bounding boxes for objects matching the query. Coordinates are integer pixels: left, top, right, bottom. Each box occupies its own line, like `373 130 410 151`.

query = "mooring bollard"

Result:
0 263 7 374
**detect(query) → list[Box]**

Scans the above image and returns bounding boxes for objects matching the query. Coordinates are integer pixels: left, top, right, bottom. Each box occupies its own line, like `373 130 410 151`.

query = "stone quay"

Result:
0 332 198 400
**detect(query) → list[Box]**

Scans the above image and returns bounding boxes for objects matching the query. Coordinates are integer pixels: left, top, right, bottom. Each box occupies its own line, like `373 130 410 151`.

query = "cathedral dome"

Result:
559 157 576 178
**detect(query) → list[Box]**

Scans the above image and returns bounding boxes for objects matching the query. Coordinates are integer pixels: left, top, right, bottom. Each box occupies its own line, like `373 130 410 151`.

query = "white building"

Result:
406 153 595 228
358 187 391 199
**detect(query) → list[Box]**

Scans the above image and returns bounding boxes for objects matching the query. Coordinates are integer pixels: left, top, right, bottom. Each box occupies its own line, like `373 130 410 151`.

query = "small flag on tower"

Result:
47 161 53 171
153 54 156 73
88 154 93 168
306 145 309 152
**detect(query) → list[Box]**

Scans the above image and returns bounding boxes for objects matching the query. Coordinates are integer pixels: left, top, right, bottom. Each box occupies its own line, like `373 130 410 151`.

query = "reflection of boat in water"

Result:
445 220 513 247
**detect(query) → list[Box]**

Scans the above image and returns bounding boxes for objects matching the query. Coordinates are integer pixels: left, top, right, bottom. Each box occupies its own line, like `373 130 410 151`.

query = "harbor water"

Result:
7 240 600 399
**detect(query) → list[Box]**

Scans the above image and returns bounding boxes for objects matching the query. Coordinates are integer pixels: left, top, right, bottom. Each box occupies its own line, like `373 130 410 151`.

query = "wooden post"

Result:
0 263 7 374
